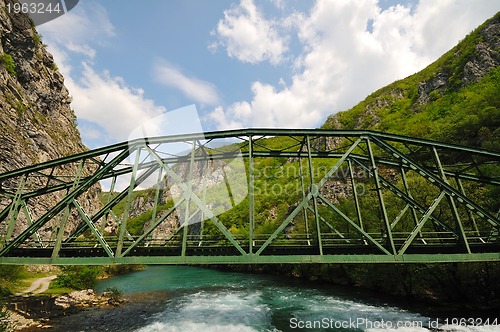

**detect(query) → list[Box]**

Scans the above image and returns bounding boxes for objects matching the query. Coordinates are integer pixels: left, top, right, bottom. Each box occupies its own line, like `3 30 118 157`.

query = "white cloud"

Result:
211 0 288 65
223 81 325 128
39 2 166 145
209 0 500 130
208 106 245 130
412 0 500 60
66 63 166 142
38 2 114 59
154 61 221 106
269 0 285 10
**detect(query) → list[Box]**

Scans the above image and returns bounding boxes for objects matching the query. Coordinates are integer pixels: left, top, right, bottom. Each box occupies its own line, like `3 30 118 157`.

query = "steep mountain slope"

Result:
0 0 86 170
0 0 101 238
322 12 500 151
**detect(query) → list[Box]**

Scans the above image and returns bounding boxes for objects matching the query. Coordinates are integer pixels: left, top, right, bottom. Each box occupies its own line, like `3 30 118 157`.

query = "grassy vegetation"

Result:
0 53 16 76
0 266 23 295
0 266 57 295
55 266 101 290
0 264 143 297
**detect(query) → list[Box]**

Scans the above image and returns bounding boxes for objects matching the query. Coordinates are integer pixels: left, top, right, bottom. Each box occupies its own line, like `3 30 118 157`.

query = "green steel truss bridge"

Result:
0 129 499 265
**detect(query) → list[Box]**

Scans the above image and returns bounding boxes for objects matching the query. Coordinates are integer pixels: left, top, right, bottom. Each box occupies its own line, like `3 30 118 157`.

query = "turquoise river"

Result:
50 265 499 332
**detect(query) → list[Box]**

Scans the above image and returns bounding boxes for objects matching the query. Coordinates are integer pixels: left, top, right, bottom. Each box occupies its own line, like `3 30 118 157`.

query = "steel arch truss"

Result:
0 129 499 265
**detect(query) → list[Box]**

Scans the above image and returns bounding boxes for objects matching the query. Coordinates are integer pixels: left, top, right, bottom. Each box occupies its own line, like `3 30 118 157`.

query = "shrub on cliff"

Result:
0 53 16 76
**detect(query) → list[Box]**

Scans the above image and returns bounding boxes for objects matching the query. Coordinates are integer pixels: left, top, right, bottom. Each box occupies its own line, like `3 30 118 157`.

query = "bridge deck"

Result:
2 242 500 265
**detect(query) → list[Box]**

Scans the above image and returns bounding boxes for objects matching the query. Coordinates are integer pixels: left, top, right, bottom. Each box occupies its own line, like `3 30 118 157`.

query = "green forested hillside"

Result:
322 12 500 151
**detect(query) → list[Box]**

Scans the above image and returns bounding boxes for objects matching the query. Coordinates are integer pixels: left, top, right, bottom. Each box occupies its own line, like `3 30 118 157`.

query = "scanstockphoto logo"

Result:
128 105 248 228
123 105 370 230
6 0 79 27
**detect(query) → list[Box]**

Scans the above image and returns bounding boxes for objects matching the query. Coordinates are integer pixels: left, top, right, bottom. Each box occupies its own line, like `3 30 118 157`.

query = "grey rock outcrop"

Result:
0 0 101 239
462 21 500 85
417 18 499 104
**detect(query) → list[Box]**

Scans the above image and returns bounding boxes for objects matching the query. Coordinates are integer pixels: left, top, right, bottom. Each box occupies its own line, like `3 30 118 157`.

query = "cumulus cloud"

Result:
66 63 166 142
38 2 114 59
209 0 499 130
208 106 245 130
210 0 288 65
39 2 166 145
154 61 221 106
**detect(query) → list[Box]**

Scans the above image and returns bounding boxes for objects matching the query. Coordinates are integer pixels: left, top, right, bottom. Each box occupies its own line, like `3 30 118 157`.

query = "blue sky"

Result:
38 0 500 149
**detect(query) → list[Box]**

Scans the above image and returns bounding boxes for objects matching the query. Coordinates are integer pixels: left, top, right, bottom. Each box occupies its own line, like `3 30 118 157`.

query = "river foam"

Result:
134 282 430 331
136 289 273 332
90 266 498 332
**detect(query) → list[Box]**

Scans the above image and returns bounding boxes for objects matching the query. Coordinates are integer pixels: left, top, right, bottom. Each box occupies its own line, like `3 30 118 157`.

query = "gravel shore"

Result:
6 289 133 332
23 291 170 332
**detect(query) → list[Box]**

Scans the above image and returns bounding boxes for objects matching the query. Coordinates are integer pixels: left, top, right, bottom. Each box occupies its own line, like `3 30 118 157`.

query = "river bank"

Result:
22 291 169 332
6 289 124 331
1 264 143 331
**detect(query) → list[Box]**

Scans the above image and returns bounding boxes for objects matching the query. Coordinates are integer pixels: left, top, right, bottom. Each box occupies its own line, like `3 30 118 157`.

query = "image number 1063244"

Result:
5 0 79 27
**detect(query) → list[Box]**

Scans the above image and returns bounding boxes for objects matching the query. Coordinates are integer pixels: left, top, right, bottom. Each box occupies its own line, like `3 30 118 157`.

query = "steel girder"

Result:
0 129 499 265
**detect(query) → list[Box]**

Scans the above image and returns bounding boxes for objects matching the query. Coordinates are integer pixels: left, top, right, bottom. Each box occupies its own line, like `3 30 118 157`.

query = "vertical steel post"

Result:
52 160 85 258
348 160 364 232
21 203 43 247
299 143 311 245
306 135 323 255
198 146 209 247
198 182 207 247
51 207 71 260
366 137 396 255
2 176 26 246
182 140 196 257
401 168 423 241
248 135 254 254
147 169 164 246
456 177 480 236
433 147 471 253
116 147 142 257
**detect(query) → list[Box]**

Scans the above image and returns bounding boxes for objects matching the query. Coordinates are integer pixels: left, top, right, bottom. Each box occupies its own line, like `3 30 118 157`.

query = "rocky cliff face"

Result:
416 20 500 105
461 20 500 85
0 0 101 238
0 0 86 171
